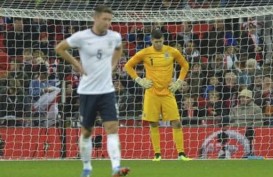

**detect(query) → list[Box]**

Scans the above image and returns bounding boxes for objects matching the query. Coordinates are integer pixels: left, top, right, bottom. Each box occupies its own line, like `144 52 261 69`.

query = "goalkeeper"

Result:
125 30 191 161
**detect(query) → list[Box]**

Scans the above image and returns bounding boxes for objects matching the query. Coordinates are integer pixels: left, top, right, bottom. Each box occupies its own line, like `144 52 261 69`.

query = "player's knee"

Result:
149 122 159 128
171 120 181 129
104 121 119 134
81 127 92 138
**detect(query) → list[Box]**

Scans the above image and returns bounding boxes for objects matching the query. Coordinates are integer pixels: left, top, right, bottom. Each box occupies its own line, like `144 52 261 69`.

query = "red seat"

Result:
55 34 64 41
201 56 208 63
193 24 211 34
0 34 6 52
0 50 8 78
111 24 128 37
166 24 182 34
6 24 13 31
128 22 144 30
128 42 136 56
197 96 207 108
55 25 63 33
123 41 136 57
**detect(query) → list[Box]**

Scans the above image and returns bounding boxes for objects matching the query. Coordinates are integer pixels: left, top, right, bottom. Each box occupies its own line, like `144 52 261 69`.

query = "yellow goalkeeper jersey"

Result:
125 45 189 96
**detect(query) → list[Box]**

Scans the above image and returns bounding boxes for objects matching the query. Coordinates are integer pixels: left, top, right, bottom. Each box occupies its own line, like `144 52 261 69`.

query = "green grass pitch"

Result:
1 159 273 177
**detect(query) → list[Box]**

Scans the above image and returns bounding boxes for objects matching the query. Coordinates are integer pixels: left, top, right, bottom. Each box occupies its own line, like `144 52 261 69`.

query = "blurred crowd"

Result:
0 1 273 128
1 0 273 10
117 17 273 127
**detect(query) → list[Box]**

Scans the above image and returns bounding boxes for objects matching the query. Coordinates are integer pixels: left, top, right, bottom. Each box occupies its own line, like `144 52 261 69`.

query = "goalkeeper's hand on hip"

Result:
168 79 183 93
135 77 153 89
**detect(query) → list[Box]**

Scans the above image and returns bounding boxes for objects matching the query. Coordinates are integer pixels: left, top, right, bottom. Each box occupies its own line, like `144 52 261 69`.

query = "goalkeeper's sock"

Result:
107 134 121 170
173 128 184 153
150 126 161 154
79 134 92 171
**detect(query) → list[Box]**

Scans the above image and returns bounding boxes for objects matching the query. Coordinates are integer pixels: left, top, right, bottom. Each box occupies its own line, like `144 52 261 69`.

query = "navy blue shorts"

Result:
79 92 118 128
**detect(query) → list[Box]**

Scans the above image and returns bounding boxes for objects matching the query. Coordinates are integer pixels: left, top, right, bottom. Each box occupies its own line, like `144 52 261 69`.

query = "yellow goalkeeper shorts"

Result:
142 91 180 122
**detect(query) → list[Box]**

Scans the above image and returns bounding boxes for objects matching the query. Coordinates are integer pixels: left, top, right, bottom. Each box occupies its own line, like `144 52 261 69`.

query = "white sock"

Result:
107 134 121 169
79 134 92 170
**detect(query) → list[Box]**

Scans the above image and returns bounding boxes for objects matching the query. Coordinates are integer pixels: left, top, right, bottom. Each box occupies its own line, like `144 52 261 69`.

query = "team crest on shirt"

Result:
164 52 170 59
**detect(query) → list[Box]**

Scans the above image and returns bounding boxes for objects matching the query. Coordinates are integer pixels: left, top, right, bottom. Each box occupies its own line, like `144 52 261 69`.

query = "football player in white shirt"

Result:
55 5 129 177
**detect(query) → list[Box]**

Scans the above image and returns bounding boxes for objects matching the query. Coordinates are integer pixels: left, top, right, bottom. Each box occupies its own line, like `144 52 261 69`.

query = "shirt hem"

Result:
77 90 115 95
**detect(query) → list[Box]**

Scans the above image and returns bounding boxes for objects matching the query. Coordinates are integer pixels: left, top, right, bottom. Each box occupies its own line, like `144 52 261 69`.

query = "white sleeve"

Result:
115 32 122 49
66 31 82 48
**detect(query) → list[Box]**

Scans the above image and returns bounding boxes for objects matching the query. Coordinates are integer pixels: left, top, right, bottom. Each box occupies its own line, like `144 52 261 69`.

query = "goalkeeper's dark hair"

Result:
151 29 163 39
94 5 113 15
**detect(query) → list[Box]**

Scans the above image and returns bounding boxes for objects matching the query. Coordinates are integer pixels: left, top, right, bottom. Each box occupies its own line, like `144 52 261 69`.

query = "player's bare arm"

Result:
112 44 123 71
55 40 86 75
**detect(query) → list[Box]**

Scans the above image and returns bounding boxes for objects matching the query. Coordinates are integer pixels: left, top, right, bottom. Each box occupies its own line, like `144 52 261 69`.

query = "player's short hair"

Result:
94 5 113 15
151 30 163 39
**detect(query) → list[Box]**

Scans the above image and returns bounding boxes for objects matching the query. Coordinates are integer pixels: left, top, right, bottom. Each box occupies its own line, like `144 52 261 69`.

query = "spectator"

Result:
170 42 184 79
0 49 9 79
0 79 25 126
202 75 221 99
23 49 48 80
207 53 225 80
175 80 190 113
187 62 206 97
62 81 79 119
112 79 129 117
30 18 48 42
22 48 36 79
261 76 273 116
33 32 55 57
22 48 33 64
229 89 263 126
251 70 264 107
117 66 144 117
4 18 32 56
223 46 238 70
127 25 151 52
251 15 273 64
182 40 201 64
8 59 30 91
240 23 264 65
176 21 199 48
220 71 239 111
0 16 4 32
242 17 263 36
64 25 79 38
201 19 237 56
238 58 259 90
181 95 205 125
170 42 182 52
29 65 60 127
206 90 228 118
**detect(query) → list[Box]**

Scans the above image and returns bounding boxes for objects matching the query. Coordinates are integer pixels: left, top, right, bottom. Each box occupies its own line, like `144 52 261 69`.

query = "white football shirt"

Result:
66 29 122 94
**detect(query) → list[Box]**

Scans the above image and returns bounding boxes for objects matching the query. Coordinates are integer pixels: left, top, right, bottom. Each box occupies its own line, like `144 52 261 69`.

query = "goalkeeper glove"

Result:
135 77 153 89
169 79 183 93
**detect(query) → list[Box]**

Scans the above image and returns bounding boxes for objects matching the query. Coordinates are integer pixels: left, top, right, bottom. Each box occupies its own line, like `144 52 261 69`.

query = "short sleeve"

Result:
115 32 122 48
66 31 82 48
